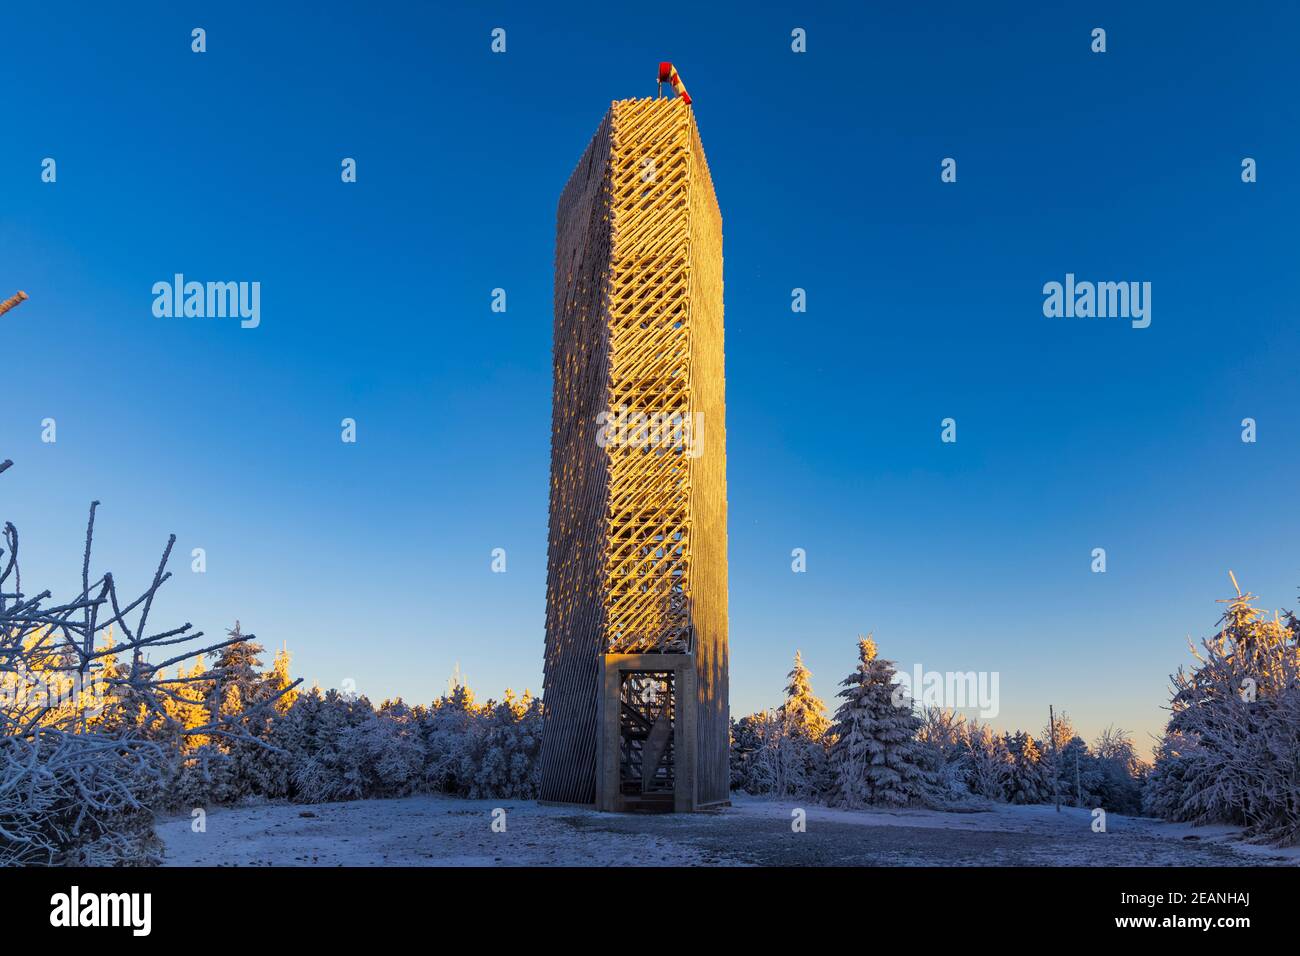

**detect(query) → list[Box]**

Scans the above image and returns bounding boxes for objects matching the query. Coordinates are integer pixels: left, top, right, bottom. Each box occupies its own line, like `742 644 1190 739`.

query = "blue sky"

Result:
2 2 1297 753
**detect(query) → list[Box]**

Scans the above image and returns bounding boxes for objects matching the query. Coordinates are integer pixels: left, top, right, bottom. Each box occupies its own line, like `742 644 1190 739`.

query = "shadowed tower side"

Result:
541 96 728 810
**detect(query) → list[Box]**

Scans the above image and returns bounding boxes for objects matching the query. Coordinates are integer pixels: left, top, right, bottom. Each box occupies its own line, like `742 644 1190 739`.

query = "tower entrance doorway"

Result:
598 653 700 812
619 670 675 809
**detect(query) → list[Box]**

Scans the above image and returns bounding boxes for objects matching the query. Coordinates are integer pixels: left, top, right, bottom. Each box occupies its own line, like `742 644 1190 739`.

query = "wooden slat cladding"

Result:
682 111 729 807
540 112 614 805
542 98 728 808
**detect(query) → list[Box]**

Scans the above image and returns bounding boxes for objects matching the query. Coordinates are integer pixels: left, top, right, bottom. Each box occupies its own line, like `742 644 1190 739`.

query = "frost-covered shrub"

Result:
917 708 974 804
284 689 375 802
216 682 549 805
458 692 543 799
419 684 479 794
354 701 425 796
961 722 1009 801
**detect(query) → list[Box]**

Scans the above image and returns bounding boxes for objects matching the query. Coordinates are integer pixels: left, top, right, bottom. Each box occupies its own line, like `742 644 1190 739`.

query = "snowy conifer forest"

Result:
3 465 1298 866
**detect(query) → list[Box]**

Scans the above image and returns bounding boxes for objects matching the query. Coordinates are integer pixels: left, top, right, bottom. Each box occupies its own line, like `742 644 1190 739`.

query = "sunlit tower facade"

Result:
541 91 729 812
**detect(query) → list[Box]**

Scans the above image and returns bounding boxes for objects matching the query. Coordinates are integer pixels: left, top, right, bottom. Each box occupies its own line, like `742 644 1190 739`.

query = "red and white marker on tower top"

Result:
0 290 28 318
658 62 691 105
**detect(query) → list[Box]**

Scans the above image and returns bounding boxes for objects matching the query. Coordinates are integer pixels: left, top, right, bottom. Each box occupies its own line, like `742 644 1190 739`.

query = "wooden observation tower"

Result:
541 66 729 812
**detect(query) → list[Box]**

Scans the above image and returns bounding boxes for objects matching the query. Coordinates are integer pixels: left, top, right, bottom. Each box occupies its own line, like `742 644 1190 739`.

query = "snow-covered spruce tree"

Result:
773 651 831 798
827 635 930 808
782 651 831 738
1001 731 1049 805
157 625 302 805
0 459 298 864
206 622 265 714
268 646 299 715
729 712 768 792
234 645 300 799
1039 712 1103 808
1143 730 1197 820
1092 725 1145 815
187 623 270 802
419 681 480 794
729 708 783 795
725 654 831 798
265 684 330 798
728 716 748 790
1057 736 1103 807
964 721 1010 801
1146 582 1300 845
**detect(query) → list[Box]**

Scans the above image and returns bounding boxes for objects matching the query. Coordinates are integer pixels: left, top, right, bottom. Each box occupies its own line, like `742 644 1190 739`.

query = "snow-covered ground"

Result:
157 795 720 867
156 792 1299 867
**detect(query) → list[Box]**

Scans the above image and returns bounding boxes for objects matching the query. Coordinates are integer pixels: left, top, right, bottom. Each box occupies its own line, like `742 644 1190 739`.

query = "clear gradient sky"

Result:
2 2 1297 753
